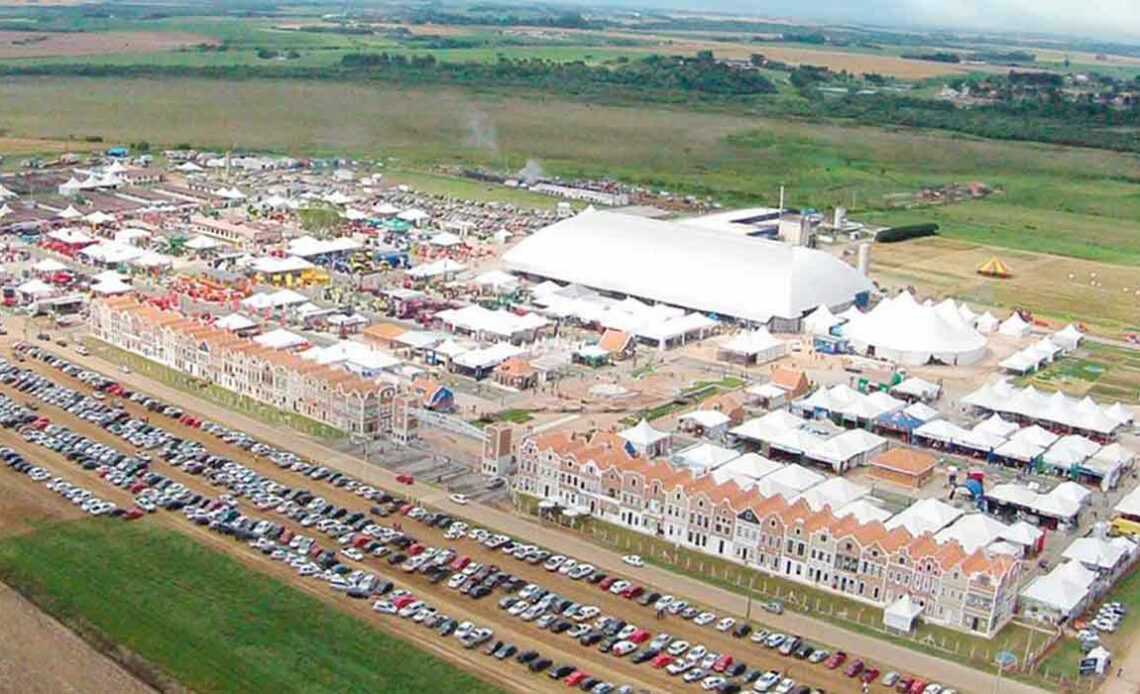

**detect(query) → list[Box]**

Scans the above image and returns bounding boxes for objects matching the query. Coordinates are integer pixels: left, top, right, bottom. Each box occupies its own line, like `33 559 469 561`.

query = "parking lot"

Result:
0 344 941 694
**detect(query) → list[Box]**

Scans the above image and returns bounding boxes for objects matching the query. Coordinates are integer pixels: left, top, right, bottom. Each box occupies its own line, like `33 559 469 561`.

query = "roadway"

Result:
10 324 1050 694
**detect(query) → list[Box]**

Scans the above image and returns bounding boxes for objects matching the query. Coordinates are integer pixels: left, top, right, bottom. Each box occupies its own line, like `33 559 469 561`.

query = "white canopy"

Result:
844 291 987 366
32 258 68 273
720 328 786 363
883 595 924 632
803 304 841 336
17 279 54 297
1063 536 1134 571
964 380 1123 435
185 235 220 251
999 313 1031 337
891 377 941 401
215 313 258 331
975 311 999 334
731 410 805 443
619 419 670 449
1052 324 1084 350
408 258 467 279
1020 560 1097 615
253 328 308 350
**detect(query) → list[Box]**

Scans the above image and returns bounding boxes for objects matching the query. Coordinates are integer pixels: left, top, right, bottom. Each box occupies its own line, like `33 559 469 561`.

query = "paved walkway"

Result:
28 332 1049 694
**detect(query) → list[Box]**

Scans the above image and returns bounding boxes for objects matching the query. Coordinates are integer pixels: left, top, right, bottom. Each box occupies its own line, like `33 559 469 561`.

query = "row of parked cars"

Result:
1 446 118 516
16 345 954 694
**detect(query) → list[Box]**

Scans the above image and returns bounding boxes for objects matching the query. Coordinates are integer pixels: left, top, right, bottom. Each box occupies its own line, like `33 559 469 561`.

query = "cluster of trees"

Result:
901 51 961 64
405 10 597 29
338 52 777 96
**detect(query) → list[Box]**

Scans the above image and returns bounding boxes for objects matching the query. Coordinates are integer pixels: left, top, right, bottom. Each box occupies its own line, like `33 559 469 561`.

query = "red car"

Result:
564 672 587 687
712 654 734 673
622 585 644 600
451 556 471 571
396 474 414 485
392 595 416 609
862 668 881 684
598 576 618 590
407 543 425 556
824 651 847 669
123 508 144 521
894 677 913 693
651 654 674 669
844 659 864 678
908 680 927 694
628 629 650 645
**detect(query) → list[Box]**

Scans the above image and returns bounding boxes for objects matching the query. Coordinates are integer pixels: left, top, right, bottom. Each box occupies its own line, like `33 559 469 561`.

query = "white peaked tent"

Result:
719 328 786 364
57 205 83 220
976 311 999 334
975 414 1019 438
804 304 841 336
175 161 204 173
883 594 924 632
999 313 1031 337
844 291 987 366
1053 324 1084 350
958 303 978 325
618 419 669 455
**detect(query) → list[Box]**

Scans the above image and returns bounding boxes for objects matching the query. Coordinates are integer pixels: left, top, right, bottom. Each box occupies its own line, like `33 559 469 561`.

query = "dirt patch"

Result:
0 467 83 536
0 137 86 155
0 583 156 694
0 31 215 59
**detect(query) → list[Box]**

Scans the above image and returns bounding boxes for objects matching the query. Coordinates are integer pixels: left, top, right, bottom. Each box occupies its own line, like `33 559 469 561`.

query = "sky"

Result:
604 0 1140 42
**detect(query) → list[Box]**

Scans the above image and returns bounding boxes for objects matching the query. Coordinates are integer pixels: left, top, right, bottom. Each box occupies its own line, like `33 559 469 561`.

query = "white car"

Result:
693 611 717 626
611 640 638 657
754 670 781 692
774 678 796 694
372 600 397 615
715 617 736 632
609 580 632 595
666 659 692 676
622 554 645 567
448 493 469 505
667 640 690 656
701 676 726 691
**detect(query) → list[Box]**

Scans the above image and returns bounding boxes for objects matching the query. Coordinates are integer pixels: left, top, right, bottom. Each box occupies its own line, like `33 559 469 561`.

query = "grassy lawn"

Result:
87 338 347 441
0 521 501 694
496 409 534 425
382 169 569 210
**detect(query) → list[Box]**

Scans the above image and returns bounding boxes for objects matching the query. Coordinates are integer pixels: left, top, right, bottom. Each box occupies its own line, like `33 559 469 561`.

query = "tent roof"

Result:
503 208 873 322
844 291 986 364
618 419 669 447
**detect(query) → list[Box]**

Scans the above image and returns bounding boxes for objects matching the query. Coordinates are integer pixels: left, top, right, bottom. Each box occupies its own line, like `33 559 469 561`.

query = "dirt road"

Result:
11 330 1050 694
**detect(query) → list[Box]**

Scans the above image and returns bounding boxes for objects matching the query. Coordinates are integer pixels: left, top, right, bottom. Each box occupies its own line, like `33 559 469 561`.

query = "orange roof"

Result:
933 540 967 570
497 357 536 377
598 329 631 353
771 367 808 392
872 449 936 475
364 322 407 342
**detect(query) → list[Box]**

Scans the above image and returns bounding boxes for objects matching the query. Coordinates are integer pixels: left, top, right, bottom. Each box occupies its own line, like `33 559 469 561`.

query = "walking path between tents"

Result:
18 327 1050 694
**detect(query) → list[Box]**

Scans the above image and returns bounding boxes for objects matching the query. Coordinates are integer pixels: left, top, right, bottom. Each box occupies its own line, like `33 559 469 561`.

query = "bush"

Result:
877 223 939 243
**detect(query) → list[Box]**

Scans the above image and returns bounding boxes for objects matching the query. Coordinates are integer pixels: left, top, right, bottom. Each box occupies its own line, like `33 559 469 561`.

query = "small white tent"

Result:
883 594 924 632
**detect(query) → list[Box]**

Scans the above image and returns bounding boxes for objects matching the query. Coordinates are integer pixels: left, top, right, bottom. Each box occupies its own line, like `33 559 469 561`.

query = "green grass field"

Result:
0 521 502 694
2 75 1139 265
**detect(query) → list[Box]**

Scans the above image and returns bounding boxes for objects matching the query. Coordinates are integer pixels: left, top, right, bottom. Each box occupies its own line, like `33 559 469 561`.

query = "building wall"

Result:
514 433 1022 637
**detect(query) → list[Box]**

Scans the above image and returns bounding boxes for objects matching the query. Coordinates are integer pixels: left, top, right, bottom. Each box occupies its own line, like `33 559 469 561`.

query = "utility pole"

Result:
746 572 755 620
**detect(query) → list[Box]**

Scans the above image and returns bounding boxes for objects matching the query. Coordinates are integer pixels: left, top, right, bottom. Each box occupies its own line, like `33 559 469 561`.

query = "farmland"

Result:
0 521 503 694
2 75 1140 264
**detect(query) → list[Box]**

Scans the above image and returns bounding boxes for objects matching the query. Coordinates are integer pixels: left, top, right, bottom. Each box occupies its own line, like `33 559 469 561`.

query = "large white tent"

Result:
503 208 873 325
843 291 987 365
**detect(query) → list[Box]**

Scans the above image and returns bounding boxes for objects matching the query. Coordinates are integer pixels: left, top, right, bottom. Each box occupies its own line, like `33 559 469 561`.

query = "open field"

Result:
0 522 503 694
0 30 211 58
869 237 1140 336
0 583 156 694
